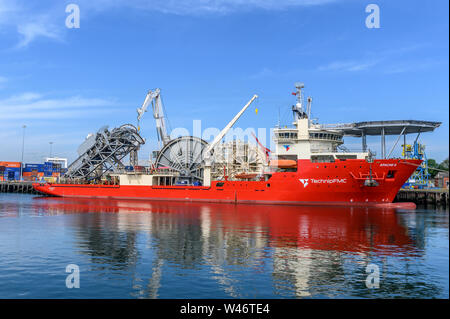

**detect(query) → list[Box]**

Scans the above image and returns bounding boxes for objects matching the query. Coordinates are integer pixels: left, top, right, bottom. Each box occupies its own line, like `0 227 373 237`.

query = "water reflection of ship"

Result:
32 197 418 298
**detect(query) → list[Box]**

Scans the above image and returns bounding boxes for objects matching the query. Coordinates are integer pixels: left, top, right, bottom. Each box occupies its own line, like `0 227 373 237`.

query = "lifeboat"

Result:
268 160 297 168
235 173 258 179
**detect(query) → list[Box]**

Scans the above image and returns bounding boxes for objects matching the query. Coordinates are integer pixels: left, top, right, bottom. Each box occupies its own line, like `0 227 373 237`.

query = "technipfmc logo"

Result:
299 179 309 188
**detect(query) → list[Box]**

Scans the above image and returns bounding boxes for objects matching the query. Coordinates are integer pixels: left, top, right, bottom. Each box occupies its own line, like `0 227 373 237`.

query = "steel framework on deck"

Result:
65 124 145 180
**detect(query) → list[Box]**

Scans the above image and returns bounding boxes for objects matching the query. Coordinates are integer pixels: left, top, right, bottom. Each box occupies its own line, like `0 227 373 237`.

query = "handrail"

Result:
349 172 386 181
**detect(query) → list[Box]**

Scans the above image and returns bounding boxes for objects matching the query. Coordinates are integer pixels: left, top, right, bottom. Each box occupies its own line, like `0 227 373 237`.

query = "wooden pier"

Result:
0 181 39 194
396 188 449 206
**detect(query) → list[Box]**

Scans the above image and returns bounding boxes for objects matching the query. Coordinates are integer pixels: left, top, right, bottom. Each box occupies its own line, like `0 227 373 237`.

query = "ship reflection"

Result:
31 197 420 298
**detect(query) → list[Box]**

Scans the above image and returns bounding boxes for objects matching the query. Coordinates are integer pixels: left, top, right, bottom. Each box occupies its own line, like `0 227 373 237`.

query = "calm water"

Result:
0 193 448 299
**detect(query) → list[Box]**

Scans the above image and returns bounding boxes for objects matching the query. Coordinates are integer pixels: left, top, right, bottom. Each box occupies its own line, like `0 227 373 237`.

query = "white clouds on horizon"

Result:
0 92 118 120
0 90 124 162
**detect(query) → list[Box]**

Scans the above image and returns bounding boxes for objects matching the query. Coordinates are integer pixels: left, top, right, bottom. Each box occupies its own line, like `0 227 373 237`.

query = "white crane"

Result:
204 94 258 157
137 88 171 147
202 94 258 187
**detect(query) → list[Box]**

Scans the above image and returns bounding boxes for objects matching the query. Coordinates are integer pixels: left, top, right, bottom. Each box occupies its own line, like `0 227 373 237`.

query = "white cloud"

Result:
1 0 337 48
0 92 118 120
383 59 445 74
317 44 433 73
0 0 61 48
0 0 17 17
80 0 336 15
16 20 61 48
248 67 274 79
2 92 42 102
318 60 380 72
0 90 124 162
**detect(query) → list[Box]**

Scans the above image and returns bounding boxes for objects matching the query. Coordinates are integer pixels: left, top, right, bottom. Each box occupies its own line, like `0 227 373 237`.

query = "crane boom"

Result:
205 94 258 156
136 88 171 146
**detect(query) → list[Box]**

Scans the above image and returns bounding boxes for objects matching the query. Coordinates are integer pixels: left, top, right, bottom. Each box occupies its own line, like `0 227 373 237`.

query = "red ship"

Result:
33 83 423 206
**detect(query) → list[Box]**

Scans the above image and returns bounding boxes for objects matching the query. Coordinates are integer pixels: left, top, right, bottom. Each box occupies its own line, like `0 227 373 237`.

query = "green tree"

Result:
439 157 449 171
427 158 439 178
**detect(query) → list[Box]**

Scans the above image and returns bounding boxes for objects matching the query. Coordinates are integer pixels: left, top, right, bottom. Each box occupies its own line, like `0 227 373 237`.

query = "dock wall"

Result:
396 188 449 206
0 181 39 194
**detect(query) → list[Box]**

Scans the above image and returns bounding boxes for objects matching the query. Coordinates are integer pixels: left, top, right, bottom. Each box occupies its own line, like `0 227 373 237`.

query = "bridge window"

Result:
311 155 335 163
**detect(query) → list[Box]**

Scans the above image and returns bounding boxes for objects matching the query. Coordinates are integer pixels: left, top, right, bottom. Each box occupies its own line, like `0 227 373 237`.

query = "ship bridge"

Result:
320 120 441 159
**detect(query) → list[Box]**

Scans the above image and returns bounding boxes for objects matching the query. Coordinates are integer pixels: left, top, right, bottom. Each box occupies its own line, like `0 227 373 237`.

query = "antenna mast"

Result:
307 96 312 126
292 82 307 120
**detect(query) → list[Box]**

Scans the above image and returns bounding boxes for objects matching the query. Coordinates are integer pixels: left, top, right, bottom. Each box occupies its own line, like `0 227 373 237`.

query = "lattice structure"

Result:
402 142 432 189
65 124 145 180
211 140 266 180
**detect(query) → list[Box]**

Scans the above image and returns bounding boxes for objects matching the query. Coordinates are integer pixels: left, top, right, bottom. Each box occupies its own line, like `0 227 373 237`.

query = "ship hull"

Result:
33 159 420 206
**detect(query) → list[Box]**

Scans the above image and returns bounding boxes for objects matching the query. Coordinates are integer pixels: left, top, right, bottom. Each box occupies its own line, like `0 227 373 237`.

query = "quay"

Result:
0 181 39 194
396 188 449 206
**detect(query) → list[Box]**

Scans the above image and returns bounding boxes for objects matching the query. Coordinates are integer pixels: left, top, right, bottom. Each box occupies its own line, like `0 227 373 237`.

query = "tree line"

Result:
427 157 449 178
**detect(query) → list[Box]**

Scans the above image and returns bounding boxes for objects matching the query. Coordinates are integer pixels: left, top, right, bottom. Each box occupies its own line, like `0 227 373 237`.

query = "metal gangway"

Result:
65 124 145 180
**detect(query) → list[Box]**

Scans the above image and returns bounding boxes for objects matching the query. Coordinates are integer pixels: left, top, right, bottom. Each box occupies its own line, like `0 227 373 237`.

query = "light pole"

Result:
20 125 26 181
49 142 53 158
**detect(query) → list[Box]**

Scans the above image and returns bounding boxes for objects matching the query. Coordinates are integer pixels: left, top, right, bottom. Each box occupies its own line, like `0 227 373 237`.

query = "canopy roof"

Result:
321 120 441 137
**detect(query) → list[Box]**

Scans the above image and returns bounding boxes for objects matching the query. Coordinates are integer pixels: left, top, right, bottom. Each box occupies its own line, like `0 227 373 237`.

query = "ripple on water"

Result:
0 194 448 298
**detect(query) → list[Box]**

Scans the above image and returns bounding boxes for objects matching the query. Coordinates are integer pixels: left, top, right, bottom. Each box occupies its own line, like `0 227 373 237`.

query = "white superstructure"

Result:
273 83 369 162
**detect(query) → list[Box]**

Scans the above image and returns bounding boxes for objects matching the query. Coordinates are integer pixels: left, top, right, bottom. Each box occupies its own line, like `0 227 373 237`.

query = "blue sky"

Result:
0 0 448 164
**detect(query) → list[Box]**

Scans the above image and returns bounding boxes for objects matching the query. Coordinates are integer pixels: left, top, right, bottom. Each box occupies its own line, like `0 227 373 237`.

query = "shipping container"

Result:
25 163 40 168
5 170 20 174
24 164 44 171
0 161 21 168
